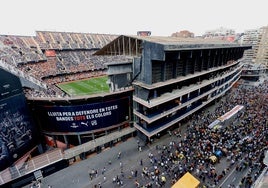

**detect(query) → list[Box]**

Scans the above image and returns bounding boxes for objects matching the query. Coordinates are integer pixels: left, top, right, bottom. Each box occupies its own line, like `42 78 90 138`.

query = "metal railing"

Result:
0 127 136 185
0 149 63 185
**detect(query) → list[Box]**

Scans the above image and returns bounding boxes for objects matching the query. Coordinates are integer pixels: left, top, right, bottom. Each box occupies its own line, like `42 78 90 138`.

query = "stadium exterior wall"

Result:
132 43 251 141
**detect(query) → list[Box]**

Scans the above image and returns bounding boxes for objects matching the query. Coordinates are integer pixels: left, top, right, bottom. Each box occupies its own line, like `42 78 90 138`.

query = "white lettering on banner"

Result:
94 111 112 118
56 116 74 121
46 105 119 123
48 112 62 116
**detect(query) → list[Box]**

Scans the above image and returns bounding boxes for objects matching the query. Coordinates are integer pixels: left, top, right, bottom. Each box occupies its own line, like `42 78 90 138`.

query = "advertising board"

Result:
36 97 130 133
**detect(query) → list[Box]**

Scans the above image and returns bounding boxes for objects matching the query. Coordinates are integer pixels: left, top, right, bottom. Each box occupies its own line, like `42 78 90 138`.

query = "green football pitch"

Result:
57 76 109 96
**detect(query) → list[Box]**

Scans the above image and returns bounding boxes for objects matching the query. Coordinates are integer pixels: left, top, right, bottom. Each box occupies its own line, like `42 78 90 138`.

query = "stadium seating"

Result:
0 31 129 98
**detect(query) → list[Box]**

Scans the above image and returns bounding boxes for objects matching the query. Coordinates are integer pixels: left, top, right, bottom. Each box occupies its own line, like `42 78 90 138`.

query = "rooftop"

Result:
127 35 250 50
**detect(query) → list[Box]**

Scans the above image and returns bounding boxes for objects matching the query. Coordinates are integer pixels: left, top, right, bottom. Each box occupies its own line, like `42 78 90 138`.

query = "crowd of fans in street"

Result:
88 80 267 188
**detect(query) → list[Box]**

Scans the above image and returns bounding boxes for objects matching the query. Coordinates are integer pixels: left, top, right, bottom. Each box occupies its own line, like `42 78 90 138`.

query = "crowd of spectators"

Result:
0 35 46 65
0 31 119 67
36 31 118 50
20 53 128 98
0 32 129 98
92 80 267 188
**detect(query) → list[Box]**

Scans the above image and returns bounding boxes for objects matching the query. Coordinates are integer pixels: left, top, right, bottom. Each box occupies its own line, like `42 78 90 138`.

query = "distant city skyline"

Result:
0 0 267 36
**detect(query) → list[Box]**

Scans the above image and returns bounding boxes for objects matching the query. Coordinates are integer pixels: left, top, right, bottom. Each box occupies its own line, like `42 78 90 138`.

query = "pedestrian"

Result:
135 170 138 177
135 179 140 187
102 167 106 174
95 169 98 177
140 159 143 166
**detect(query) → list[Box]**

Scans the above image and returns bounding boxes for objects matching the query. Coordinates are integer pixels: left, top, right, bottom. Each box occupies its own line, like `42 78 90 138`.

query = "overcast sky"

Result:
1 0 267 36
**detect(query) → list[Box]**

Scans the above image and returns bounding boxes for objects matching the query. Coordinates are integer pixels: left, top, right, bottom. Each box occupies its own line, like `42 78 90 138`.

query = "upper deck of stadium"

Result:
95 35 250 56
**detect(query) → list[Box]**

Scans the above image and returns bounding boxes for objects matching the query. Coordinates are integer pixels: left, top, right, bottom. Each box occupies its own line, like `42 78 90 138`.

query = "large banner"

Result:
37 97 130 133
0 93 37 171
218 105 244 122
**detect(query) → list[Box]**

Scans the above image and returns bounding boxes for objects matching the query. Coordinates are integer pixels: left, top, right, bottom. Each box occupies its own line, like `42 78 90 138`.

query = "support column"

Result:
77 134 82 145
63 135 68 148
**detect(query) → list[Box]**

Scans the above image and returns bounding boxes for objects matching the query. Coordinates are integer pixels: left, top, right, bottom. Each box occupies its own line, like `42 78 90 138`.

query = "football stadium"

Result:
1 30 267 187
57 76 110 96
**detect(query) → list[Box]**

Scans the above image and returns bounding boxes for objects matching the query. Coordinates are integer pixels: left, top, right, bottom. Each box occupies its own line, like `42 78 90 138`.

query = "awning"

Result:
171 172 200 188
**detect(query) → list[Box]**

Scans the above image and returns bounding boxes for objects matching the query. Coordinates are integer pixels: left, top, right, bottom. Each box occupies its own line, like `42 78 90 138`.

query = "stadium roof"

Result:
128 35 235 45
95 35 251 56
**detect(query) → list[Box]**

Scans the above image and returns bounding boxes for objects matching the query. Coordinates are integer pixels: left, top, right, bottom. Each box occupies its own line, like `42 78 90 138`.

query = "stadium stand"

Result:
0 31 128 98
